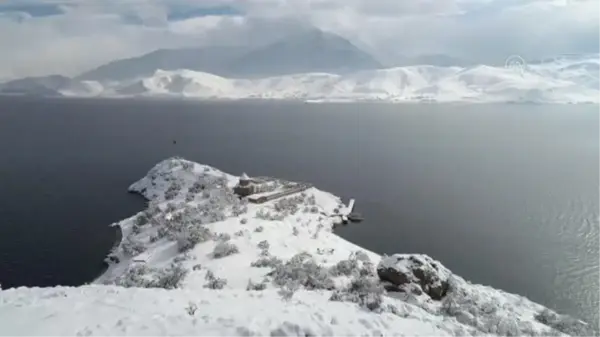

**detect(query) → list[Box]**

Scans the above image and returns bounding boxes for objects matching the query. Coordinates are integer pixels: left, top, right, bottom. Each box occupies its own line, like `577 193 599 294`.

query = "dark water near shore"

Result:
0 97 597 327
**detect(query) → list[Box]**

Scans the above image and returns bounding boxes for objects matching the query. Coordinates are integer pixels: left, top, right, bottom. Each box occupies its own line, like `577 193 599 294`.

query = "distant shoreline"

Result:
1 94 598 106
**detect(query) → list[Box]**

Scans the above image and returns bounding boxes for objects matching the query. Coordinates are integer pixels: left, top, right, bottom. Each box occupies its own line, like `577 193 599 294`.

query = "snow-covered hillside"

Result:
65 55 599 103
3 55 598 103
0 158 595 336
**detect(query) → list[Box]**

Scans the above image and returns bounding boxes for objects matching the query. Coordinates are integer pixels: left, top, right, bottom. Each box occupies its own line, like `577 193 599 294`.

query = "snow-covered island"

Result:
0 158 594 336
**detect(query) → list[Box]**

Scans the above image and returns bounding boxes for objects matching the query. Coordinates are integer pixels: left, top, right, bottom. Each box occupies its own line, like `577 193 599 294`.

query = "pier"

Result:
345 198 364 223
347 199 355 213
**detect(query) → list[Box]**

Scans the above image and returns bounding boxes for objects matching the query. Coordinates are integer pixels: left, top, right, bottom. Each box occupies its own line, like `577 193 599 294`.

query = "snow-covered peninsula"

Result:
0 158 594 336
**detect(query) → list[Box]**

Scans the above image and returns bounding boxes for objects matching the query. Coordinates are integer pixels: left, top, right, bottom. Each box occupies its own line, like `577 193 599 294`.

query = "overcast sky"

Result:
0 0 598 80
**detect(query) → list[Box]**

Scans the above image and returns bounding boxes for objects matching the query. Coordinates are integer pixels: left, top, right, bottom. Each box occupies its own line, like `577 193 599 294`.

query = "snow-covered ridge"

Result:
0 158 595 336
53 55 599 104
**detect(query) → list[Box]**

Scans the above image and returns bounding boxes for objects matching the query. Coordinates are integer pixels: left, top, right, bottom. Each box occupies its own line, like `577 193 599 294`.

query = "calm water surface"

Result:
0 97 597 327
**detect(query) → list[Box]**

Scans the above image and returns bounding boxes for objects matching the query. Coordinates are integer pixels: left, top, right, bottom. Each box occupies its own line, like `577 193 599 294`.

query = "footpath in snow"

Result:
0 157 595 336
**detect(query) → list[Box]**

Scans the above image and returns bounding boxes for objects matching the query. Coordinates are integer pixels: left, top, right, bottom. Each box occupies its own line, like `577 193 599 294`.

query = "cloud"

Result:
0 1 242 80
0 2 64 17
0 0 597 80
306 0 599 64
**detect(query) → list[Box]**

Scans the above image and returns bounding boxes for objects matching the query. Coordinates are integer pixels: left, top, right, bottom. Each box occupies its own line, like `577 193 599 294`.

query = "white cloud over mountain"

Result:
0 0 598 80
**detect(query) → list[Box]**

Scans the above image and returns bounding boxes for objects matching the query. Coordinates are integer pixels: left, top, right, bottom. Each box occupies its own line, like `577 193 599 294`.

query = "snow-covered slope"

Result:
0 75 101 97
73 54 599 103
0 286 465 336
3 54 597 103
0 157 594 336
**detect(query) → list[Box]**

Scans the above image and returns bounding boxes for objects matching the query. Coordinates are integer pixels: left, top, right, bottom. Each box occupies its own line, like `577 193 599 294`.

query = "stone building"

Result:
233 173 257 197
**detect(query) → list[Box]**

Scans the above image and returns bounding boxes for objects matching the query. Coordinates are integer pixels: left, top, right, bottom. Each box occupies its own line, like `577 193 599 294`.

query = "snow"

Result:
55 55 599 104
0 286 456 336
0 157 595 336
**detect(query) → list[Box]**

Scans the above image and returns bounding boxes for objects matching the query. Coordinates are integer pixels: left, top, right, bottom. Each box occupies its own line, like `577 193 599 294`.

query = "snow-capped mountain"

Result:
96 55 600 103
0 75 101 97
77 46 250 82
2 54 598 103
224 29 382 78
78 29 381 82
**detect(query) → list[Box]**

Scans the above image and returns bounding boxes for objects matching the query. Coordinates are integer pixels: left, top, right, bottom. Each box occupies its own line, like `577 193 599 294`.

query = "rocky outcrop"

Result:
377 254 451 300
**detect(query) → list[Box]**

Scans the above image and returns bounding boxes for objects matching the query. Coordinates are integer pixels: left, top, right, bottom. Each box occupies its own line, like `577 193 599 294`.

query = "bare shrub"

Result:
329 277 384 312
181 161 194 172
214 233 231 242
131 224 141 235
188 181 204 194
176 226 213 253
330 258 359 277
113 265 153 288
247 279 267 291
110 262 187 289
212 241 239 259
165 203 177 213
165 182 182 200
205 277 227 289
278 284 297 301
135 211 151 227
204 270 227 289
257 240 270 250
121 238 146 256
173 255 188 263
256 209 284 221
273 195 305 216
232 204 247 217
435 277 590 336
535 308 594 336
153 263 188 289
185 302 198 316
269 252 334 290
251 256 282 268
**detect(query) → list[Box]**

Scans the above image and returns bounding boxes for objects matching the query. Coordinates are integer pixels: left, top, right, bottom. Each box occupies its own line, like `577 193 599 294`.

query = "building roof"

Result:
240 173 250 181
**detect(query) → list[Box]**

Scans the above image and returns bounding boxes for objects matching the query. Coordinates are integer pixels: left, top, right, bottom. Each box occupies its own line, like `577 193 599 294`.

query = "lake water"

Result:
0 97 597 327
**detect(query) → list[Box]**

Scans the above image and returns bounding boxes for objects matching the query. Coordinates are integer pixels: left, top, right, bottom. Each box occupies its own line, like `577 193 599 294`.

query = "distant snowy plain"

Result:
0 158 595 336
62 55 600 104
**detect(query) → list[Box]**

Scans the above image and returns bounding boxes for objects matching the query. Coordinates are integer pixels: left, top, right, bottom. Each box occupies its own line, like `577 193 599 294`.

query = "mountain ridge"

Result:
1 54 597 104
78 29 382 82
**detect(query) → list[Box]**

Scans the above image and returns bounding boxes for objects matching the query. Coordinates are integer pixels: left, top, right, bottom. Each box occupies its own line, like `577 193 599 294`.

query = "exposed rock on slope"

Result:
378 254 450 300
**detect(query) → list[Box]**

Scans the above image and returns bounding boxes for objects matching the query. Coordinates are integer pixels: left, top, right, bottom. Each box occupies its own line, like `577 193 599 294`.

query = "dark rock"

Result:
378 267 410 285
383 284 404 293
377 254 451 301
